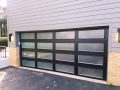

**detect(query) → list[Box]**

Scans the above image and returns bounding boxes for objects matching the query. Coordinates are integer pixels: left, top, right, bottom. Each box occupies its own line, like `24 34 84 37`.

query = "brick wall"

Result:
9 47 20 67
107 52 120 86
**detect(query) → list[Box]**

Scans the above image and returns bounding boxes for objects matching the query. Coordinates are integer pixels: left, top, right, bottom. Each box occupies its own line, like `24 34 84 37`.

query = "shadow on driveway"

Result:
0 67 120 90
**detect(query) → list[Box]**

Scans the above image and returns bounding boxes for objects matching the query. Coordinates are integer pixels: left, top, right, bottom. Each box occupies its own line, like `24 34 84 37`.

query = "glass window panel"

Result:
22 51 35 58
37 32 53 39
22 42 35 49
21 33 35 39
56 43 74 51
78 67 103 78
56 64 74 73
37 52 53 60
37 43 53 49
56 31 75 39
37 62 53 70
56 53 74 62
78 43 104 52
22 60 35 67
79 30 104 39
78 55 103 65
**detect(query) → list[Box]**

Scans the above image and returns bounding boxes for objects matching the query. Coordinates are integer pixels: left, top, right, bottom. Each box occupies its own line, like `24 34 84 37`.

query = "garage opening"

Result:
19 26 109 80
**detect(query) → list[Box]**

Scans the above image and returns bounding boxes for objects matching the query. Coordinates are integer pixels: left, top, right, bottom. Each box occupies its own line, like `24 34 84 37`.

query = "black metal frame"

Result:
19 26 109 80
118 29 120 42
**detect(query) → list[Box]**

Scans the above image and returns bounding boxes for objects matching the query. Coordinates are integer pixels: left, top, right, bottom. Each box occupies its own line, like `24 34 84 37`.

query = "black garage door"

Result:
20 26 108 80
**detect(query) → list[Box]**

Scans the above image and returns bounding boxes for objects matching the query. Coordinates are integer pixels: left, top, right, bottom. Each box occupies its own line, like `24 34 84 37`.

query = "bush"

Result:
0 37 8 46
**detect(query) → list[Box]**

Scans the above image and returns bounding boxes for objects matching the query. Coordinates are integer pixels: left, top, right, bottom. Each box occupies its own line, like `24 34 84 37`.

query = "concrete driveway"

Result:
0 67 120 90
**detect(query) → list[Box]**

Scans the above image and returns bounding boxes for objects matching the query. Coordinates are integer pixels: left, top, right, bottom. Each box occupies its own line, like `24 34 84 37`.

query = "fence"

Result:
0 46 7 58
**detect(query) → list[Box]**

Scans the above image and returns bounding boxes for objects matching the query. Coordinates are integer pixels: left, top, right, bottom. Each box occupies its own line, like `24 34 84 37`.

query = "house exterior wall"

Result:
7 0 120 85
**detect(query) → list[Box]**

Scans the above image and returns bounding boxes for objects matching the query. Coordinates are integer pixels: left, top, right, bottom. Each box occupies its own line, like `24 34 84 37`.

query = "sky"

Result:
0 0 7 7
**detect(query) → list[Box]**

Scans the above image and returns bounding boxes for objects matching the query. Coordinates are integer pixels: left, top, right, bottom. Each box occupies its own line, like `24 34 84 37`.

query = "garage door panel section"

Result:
37 52 53 60
78 55 104 65
21 42 35 49
56 53 74 62
78 29 104 39
55 64 75 74
78 43 104 52
56 31 75 39
37 62 53 70
78 66 103 79
22 60 35 68
22 51 35 58
56 43 74 51
37 43 53 50
21 33 35 39
20 26 108 80
37 32 53 39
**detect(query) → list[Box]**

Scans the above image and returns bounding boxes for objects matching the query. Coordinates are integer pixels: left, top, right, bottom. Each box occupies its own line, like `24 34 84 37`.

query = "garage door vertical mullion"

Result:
75 30 78 75
19 32 23 66
53 32 56 71
35 32 37 68
103 28 109 80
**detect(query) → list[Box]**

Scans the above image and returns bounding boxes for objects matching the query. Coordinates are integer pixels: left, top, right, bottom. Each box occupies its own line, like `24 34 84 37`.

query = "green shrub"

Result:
0 37 8 46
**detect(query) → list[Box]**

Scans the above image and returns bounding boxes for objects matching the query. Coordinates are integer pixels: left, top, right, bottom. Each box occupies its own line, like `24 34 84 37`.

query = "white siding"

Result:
7 0 120 52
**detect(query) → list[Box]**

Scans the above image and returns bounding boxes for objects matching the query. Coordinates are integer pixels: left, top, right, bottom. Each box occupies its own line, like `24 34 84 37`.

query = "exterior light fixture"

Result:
118 28 120 42
9 33 12 42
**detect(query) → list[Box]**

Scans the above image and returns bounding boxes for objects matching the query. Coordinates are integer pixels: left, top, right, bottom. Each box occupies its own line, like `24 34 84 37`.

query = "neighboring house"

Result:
0 6 6 19
0 6 7 37
7 0 120 86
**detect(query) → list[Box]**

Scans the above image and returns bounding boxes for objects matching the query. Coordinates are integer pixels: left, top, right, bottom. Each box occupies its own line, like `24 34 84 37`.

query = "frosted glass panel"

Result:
78 55 103 65
37 43 53 49
79 30 104 39
22 51 35 58
56 43 74 51
21 33 35 39
56 64 74 73
78 43 104 52
37 52 53 60
38 62 53 70
22 60 35 67
37 33 53 39
56 54 74 62
22 42 35 49
78 67 103 78
56 31 75 39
